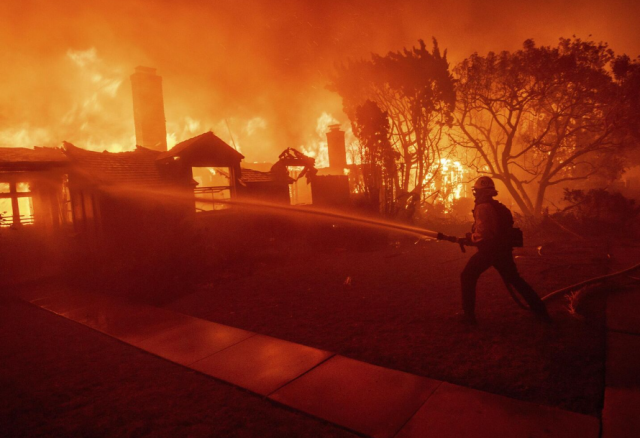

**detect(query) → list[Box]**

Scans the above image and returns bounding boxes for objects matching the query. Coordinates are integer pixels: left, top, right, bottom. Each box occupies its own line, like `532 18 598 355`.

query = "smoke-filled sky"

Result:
1 0 639 162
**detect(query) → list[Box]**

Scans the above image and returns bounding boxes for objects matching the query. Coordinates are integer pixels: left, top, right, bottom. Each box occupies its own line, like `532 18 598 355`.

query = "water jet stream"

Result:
105 184 443 240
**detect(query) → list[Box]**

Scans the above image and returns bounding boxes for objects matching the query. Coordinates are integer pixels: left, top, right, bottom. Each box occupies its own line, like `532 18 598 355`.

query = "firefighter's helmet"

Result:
473 176 496 190
472 176 497 196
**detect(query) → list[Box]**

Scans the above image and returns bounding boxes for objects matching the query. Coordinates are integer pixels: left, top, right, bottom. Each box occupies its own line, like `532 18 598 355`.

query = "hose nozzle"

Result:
437 232 466 252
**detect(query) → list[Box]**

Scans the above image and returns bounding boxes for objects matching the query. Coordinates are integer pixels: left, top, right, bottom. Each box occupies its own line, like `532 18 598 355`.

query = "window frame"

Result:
192 166 234 212
0 179 34 226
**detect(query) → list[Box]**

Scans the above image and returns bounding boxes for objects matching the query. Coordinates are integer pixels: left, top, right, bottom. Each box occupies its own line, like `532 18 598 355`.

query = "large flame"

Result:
2 1 638 166
422 157 470 211
0 45 306 157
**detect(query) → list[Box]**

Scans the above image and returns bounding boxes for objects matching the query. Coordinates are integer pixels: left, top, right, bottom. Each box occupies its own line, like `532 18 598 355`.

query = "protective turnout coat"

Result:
471 201 498 245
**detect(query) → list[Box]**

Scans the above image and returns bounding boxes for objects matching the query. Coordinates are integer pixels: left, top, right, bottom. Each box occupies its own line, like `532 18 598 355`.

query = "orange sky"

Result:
1 0 639 161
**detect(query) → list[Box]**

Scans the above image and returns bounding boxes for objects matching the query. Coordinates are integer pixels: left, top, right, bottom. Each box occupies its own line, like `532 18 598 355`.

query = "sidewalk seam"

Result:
389 380 444 438
265 352 337 397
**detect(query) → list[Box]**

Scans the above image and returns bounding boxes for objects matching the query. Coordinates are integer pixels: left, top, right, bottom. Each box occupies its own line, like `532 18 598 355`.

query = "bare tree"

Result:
452 38 633 217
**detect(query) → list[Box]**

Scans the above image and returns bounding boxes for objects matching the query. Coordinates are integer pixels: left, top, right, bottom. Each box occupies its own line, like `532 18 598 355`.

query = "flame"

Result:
186 117 201 133
0 126 51 149
0 47 274 156
440 158 467 202
245 117 267 136
168 116 269 154
0 43 340 163
167 133 178 149
0 47 132 152
423 157 470 211
63 48 130 152
167 116 206 150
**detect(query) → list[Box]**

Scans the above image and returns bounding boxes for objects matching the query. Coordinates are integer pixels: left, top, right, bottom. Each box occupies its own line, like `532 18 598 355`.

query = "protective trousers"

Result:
460 247 547 316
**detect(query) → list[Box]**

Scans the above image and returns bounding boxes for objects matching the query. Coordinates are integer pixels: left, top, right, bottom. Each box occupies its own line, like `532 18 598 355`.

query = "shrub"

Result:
553 189 640 236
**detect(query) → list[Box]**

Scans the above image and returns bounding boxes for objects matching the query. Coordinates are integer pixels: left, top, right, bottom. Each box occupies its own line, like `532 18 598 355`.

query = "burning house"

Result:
0 147 70 229
0 66 355 243
64 131 248 238
0 131 246 235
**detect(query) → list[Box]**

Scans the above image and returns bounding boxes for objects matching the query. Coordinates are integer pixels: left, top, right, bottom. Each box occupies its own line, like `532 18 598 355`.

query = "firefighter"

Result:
459 176 550 324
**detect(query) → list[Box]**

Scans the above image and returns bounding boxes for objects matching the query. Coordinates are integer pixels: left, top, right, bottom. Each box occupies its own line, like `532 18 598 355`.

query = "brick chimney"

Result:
326 124 347 171
130 66 167 151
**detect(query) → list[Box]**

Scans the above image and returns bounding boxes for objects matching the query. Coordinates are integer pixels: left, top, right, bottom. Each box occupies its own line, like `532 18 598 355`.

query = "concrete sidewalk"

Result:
15 284 599 438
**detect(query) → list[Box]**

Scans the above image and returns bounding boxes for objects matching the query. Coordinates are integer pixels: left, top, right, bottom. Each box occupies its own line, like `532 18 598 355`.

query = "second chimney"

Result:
326 124 347 172
130 66 167 151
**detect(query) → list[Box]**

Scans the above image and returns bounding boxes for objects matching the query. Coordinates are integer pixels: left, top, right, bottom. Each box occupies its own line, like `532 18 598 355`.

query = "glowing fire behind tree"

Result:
331 39 457 215
332 37 640 219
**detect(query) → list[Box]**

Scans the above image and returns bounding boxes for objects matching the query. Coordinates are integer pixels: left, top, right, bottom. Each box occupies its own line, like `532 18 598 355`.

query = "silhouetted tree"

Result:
351 100 399 214
558 188 640 234
331 39 456 201
452 38 636 217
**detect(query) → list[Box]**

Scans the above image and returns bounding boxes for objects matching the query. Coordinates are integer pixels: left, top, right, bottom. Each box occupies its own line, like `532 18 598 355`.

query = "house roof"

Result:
0 147 68 170
157 131 244 165
240 168 294 184
1 131 245 187
63 142 168 186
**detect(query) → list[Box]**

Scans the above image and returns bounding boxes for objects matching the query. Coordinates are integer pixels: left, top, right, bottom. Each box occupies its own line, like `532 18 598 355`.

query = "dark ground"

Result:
4 219 633 436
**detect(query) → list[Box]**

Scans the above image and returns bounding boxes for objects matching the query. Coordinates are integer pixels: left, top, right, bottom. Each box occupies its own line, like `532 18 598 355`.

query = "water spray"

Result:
105 184 461 242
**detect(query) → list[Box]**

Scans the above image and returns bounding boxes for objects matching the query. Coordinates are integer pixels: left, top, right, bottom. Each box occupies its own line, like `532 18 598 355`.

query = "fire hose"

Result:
540 260 640 302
